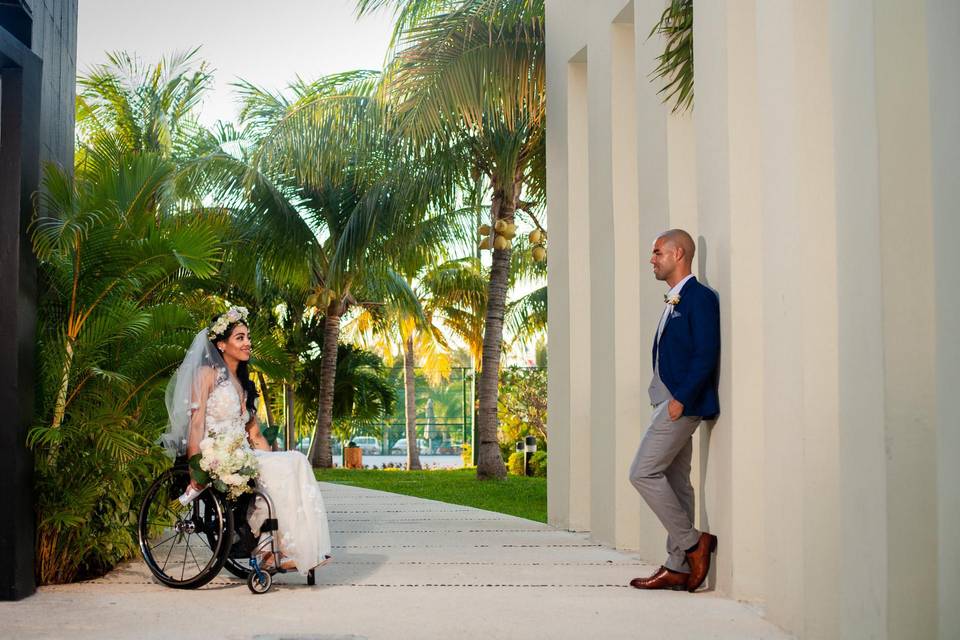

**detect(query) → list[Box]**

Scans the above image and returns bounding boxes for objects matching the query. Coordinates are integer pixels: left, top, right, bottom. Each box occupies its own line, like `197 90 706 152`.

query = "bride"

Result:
162 306 331 574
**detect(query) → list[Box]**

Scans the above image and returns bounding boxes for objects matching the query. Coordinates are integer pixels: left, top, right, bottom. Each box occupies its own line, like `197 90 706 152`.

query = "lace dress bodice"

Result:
204 377 250 440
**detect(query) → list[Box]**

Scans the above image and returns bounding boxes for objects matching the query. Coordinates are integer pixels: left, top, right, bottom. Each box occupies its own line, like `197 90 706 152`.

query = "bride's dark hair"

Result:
210 319 259 413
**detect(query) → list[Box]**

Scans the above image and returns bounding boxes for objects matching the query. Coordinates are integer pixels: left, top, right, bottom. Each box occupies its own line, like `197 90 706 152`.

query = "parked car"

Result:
295 437 341 456
352 436 381 455
390 438 430 455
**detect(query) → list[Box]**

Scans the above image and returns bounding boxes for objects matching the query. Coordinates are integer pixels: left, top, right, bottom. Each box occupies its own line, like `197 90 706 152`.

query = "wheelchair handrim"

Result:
137 466 233 589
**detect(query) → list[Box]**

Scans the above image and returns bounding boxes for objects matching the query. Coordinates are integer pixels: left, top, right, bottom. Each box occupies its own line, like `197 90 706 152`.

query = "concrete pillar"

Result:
756 1 843 635
691 0 765 600
545 6 592 532
632 0 684 562
586 16 615 545
926 4 960 637
872 1 938 636
609 7 644 549
565 57 593 533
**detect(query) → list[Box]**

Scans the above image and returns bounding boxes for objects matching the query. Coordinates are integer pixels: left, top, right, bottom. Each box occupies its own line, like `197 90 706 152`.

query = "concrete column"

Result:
545 0 593 533
926 4 960 637
829 2 889 638
609 8 644 549
632 0 680 562
565 58 593 533
546 30 592 531
586 20 616 545
873 1 938 636
691 0 765 600
544 0 571 528
756 1 843 635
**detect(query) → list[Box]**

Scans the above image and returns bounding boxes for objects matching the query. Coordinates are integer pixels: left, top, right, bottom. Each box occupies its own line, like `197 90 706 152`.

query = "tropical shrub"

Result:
497 366 547 457
28 156 223 584
507 451 526 476
529 450 547 478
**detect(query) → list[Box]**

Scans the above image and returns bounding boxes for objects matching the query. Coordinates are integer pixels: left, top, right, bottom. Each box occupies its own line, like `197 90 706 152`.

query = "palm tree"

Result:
76 49 212 158
238 71 449 468
649 0 694 113
345 255 487 469
358 0 546 478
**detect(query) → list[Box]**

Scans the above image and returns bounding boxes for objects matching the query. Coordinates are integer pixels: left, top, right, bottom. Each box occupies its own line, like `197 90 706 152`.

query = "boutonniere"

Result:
664 294 681 306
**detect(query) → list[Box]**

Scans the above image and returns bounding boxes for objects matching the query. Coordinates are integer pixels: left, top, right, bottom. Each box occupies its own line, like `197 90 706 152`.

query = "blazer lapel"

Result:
660 276 696 341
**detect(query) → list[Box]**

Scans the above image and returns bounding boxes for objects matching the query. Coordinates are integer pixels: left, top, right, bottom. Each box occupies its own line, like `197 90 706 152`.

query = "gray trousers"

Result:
628 400 702 573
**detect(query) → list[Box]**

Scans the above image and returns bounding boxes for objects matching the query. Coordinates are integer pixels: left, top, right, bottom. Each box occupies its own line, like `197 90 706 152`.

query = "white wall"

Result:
545 0 956 637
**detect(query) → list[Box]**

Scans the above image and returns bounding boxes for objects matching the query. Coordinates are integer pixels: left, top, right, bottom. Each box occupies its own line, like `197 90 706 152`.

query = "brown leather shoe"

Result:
685 532 718 592
629 566 688 590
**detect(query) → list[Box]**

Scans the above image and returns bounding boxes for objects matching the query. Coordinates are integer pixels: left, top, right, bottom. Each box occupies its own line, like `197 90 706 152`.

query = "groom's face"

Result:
650 237 678 282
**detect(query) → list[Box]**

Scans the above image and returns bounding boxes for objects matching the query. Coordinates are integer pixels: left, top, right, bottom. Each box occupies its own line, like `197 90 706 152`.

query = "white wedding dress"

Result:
204 375 332 574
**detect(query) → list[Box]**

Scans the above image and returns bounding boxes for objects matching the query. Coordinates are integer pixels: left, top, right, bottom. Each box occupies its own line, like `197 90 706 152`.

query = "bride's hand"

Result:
189 479 205 491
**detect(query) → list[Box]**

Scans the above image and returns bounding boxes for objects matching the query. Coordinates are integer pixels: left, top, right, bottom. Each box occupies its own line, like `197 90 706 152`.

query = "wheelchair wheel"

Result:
247 569 272 594
137 465 233 589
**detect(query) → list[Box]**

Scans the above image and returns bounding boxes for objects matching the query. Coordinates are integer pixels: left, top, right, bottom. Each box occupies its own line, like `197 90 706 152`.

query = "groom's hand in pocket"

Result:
668 399 684 421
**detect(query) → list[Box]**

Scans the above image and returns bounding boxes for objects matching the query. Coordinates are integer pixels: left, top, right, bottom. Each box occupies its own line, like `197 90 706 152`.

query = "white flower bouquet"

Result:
189 432 259 500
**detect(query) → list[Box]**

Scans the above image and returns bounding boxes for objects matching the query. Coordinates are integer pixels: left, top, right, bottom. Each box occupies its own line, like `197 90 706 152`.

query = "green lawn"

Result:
315 467 547 523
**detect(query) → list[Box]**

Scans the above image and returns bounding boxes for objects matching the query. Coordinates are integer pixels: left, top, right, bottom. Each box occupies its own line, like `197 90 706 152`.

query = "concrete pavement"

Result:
0 482 792 639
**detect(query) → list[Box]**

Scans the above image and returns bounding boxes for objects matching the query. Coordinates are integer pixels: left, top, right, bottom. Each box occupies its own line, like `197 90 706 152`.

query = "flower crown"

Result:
209 306 249 339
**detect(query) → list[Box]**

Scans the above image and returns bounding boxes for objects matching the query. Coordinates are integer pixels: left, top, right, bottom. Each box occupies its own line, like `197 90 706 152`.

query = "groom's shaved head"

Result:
658 229 696 265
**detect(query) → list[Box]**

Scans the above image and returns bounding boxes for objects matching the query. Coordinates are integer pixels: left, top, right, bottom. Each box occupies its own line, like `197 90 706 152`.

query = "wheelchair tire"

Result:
247 570 272 594
137 465 233 589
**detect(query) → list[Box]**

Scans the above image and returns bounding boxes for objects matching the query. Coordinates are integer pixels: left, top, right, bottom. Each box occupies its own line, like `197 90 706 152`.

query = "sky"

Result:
77 0 397 126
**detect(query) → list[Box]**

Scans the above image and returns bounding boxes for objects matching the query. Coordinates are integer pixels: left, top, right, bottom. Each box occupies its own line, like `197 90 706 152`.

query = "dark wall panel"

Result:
0 0 78 601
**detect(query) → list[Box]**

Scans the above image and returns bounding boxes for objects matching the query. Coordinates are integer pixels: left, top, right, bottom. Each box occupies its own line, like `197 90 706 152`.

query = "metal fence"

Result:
288 366 475 457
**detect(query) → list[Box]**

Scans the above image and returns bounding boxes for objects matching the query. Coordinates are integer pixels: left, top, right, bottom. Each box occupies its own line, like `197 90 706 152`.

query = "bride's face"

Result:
219 324 251 363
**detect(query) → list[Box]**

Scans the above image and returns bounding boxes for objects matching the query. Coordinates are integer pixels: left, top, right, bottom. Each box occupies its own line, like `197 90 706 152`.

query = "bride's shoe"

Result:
258 550 297 572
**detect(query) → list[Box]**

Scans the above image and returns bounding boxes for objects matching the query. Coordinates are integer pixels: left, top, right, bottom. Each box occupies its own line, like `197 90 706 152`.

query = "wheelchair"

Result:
136 458 316 594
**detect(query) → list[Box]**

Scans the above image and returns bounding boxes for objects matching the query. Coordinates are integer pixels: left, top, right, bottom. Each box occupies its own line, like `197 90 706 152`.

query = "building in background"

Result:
0 0 78 600
545 1 958 638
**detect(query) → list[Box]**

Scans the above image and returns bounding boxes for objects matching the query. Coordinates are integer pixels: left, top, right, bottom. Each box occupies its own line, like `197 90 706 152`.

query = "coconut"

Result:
494 219 508 233
532 246 547 262
478 224 491 236
306 293 319 307
479 237 492 250
493 235 509 251
502 224 517 240
529 229 543 244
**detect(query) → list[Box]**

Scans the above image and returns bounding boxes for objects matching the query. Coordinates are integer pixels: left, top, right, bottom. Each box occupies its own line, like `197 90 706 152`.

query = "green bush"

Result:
529 451 547 477
507 451 526 476
29 157 224 584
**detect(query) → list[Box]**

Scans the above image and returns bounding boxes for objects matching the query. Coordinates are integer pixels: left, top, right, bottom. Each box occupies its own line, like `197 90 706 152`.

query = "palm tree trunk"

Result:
256 372 276 444
476 191 513 479
309 307 341 468
403 334 422 470
284 382 295 451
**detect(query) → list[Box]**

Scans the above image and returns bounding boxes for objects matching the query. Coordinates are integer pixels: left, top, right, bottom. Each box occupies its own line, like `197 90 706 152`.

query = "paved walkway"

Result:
1 483 791 639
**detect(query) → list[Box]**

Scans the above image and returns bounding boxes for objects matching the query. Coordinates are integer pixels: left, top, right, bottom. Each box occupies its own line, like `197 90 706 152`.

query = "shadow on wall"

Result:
696 234 720 591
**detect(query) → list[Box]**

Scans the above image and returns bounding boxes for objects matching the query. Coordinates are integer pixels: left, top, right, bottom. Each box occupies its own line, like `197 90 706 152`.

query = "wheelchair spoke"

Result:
185 540 204 574
148 530 180 553
159 532 178 573
181 534 191 581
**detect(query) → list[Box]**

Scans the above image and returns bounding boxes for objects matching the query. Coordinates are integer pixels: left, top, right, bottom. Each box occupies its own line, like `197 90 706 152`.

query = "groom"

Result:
628 229 720 592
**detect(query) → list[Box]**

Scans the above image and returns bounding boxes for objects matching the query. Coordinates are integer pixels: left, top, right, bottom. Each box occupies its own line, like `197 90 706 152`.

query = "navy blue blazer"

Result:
652 276 720 419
